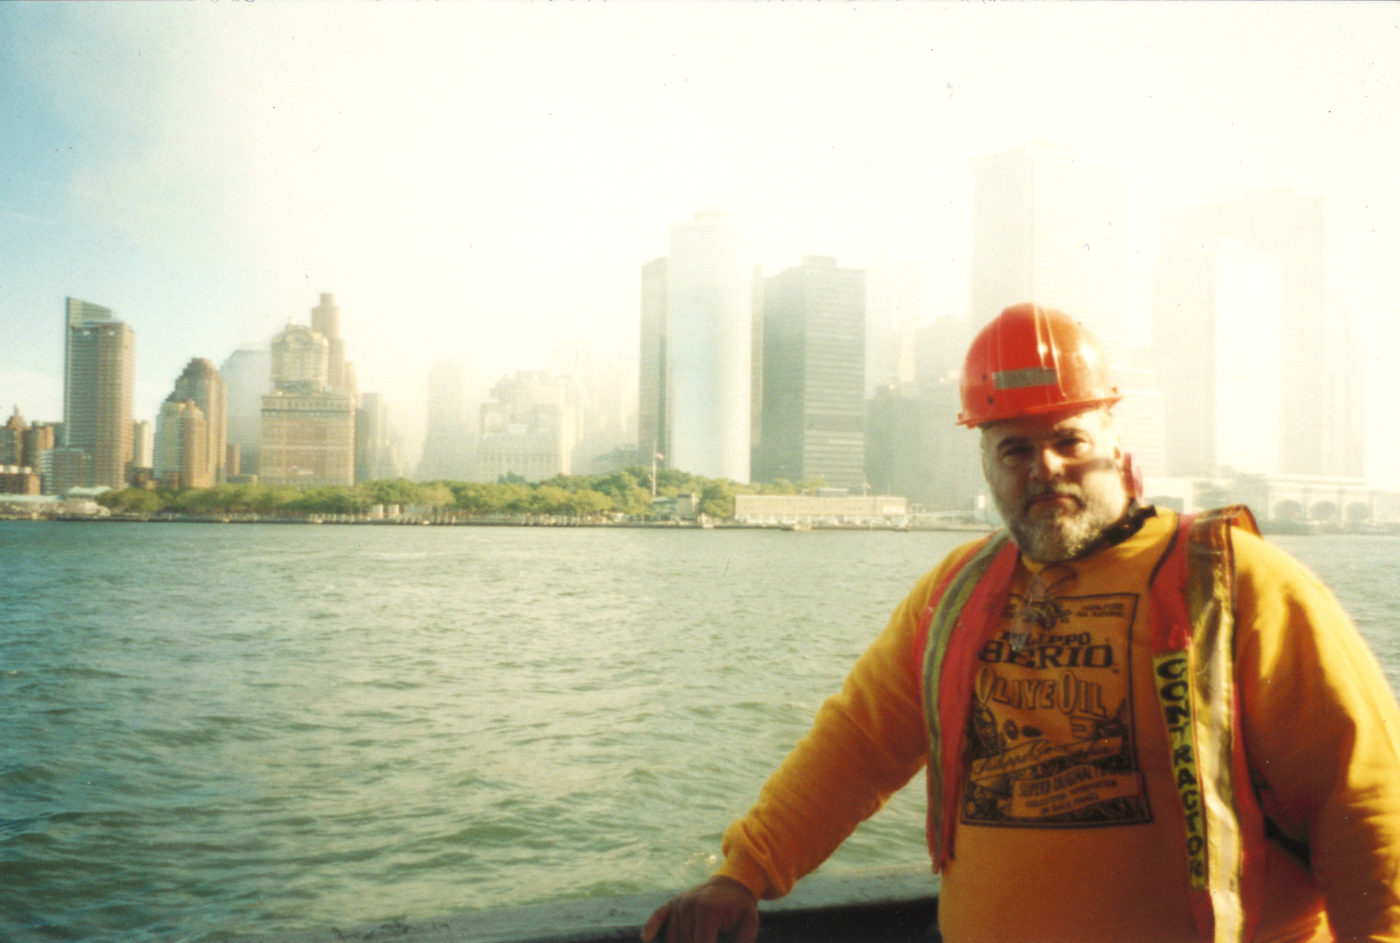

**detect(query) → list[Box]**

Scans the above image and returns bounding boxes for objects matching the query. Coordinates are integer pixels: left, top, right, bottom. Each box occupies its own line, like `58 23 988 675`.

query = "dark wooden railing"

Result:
232 868 941 943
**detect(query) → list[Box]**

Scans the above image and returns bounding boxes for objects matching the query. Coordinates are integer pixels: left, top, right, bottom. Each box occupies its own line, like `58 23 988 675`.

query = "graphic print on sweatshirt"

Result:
960 588 1151 828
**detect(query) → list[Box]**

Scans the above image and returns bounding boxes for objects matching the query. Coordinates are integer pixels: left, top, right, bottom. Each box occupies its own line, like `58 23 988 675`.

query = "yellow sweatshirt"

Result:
714 510 1400 941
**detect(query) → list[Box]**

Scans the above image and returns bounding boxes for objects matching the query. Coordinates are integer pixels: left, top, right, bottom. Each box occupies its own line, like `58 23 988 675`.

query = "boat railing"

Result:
230 867 941 943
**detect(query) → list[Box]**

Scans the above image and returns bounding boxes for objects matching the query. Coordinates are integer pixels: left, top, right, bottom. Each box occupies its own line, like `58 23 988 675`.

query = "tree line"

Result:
95 467 828 521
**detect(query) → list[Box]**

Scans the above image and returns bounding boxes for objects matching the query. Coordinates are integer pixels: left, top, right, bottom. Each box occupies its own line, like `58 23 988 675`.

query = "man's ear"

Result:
1121 451 1144 500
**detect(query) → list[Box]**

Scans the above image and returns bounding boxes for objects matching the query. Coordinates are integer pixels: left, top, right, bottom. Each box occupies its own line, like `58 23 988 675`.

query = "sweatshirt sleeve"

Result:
713 550 974 900
1233 531 1400 940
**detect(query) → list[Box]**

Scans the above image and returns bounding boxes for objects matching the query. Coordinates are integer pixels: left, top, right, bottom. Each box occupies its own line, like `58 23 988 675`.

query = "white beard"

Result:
996 481 1126 563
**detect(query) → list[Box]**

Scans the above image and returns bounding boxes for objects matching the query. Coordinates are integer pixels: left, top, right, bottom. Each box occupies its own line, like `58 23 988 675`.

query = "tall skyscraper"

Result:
966 146 1171 485
62 298 113 448
864 258 926 396
167 358 227 484
1152 235 1285 477
756 256 867 490
62 297 134 488
418 360 474 480
638 256 669 467
1322 298 1366 481
749 267 765 470
970 145 1130 362
311 292 356 398
221 345 272 477
260 321 356 487
154 399 212 489
1153 191 1360 478
640 211 755 482
355 392 401 482
1109 366 1168 487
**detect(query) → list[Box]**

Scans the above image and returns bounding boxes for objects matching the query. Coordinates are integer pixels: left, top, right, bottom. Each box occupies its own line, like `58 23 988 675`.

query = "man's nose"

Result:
1029 446 1065 480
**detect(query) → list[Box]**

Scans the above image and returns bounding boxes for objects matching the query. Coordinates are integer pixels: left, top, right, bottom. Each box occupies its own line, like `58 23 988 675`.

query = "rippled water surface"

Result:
2 522 1397 942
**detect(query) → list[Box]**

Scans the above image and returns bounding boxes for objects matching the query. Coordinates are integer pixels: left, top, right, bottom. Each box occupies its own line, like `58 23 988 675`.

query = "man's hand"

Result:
640 876 759 943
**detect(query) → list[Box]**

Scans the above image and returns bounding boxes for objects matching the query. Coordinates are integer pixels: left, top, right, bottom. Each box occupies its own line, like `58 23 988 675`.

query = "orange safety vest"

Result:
915 507 1268 943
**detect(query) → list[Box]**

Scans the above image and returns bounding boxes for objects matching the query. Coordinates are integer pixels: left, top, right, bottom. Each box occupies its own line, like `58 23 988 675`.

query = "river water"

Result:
3 521 1398 942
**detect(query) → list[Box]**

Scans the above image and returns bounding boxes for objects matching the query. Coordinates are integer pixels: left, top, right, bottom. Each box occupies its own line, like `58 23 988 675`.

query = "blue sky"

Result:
2 2 1398 479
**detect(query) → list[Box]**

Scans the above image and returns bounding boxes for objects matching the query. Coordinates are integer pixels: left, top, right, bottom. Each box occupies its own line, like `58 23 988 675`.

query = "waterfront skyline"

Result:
2 4 1399 483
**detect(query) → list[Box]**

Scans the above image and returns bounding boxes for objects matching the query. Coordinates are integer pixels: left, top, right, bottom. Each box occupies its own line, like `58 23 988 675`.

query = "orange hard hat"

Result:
957 303 1120 427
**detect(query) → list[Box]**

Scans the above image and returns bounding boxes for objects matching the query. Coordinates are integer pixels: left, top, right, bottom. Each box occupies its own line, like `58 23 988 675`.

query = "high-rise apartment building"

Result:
756 256 867 490
639 211 755 482
970 145 1130 362
260 320 356 487
62 298 134 488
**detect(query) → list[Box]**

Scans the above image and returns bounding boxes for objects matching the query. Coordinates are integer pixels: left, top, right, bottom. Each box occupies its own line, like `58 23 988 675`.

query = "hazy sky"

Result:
3 2 1398 481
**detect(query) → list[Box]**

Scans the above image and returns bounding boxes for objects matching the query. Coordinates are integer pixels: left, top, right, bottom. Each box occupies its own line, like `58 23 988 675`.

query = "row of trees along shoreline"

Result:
93 468 833 522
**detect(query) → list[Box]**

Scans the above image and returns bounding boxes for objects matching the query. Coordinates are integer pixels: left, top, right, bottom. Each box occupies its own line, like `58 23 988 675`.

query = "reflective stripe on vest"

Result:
1147 505 1266 943
918 506 1265 943
917 531 1016 869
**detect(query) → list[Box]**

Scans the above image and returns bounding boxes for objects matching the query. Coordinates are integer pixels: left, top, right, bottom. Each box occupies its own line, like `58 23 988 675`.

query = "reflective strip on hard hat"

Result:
992 366 1058 391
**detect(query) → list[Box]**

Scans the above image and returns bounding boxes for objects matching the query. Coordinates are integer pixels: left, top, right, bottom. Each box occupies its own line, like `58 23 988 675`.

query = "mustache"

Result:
1021 484 1084 513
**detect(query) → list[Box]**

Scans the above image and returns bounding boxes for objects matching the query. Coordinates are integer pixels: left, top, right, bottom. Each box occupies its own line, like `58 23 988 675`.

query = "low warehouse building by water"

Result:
734 493 908 527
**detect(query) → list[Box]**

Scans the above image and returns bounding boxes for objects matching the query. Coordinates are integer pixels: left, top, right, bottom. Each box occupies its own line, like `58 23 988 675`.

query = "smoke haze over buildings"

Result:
2 3 1398 484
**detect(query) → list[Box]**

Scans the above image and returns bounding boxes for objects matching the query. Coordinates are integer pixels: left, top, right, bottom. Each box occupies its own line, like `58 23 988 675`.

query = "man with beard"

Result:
642 303 1400 943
